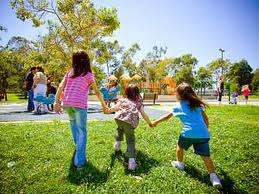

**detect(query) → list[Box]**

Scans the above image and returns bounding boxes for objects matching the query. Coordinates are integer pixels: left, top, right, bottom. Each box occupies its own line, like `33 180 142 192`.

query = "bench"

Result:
143 93 158 104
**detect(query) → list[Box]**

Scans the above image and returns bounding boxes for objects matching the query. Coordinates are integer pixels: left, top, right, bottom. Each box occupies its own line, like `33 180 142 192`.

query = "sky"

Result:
0 0 258 70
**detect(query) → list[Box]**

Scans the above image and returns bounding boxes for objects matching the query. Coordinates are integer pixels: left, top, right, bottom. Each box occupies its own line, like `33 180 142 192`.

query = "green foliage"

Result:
0 106 259 193
121 43 140 77
197 66 212 80
10 0 120 85
208 58 231 78
251 68 259 93
174 65 194 85
227 59 253 92
138 46 168 82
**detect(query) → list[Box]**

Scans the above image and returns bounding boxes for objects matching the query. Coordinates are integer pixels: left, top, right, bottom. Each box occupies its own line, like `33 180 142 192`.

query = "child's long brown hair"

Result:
176 82 208 109
125 84 141 101
71 51 92 78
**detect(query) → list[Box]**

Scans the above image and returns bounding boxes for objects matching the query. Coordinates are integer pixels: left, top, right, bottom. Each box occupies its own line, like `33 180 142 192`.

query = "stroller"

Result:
229 92 238 104
34 94 55 114
100 86 120 107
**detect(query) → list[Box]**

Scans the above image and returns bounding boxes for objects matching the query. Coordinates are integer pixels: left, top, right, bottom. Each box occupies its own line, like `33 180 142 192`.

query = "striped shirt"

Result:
62 70 94 109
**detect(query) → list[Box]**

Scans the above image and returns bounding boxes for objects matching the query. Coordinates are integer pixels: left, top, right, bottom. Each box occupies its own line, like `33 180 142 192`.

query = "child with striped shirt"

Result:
54 51 107 170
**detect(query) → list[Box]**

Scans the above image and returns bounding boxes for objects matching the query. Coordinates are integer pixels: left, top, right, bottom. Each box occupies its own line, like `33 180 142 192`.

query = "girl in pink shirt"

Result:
54 51 106 170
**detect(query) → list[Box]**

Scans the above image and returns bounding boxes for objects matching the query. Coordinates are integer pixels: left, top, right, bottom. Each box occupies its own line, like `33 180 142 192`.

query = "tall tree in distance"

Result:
251 68 259 94
227 59 253 92
121 43 140 77
171 54 198 85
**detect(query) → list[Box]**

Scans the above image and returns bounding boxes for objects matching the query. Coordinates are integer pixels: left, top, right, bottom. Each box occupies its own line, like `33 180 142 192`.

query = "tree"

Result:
94 39 123 76
226 59 253 92
168 54 198 85
0 48 22 100
174 65 194 85
121 43 140 77
251 68 259 94
11 0 120 84
138 45 168 82
208 58 231 79
196 66 213 95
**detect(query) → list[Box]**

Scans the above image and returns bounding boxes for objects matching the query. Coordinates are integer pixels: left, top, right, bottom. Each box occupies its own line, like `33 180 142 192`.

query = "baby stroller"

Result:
100 86 120 107
229 92 238 105
34 94 55 114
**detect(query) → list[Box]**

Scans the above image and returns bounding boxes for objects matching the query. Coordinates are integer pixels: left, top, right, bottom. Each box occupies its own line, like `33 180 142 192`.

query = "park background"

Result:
0 0 259 100
0 0 259 193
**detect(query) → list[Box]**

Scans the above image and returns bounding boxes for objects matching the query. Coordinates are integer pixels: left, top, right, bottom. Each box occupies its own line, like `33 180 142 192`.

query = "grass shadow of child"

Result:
218 168 249 194
67 157 108 186
109 150 160 176
184 165 248 193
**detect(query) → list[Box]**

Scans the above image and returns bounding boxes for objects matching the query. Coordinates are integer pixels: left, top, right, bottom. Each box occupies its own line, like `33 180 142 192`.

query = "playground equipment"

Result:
163 76 176 95
34 94 55 113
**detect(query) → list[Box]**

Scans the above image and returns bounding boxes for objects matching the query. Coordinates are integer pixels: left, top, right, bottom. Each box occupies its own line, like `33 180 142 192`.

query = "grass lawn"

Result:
0 106 259 193
0 93 27 104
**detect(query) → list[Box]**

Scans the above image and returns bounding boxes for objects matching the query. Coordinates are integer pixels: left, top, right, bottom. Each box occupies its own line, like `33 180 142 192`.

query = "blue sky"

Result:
1 0 258 70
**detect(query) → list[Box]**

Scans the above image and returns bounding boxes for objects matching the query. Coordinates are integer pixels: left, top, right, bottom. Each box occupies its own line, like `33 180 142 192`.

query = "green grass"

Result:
0 93 27 104
0 106 259 193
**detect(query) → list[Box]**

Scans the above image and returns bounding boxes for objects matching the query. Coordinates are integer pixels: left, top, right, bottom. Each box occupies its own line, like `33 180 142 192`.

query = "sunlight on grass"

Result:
0 93 27 104
0 106 259 193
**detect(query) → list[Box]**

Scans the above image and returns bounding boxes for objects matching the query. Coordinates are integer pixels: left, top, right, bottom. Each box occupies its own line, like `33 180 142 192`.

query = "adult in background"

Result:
217 75 224 105
46 76 57 111
33 67 48 114
23 66 37 111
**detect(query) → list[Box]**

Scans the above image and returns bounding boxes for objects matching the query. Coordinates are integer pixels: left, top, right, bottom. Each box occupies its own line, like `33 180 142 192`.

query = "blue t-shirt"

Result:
172 101 210 139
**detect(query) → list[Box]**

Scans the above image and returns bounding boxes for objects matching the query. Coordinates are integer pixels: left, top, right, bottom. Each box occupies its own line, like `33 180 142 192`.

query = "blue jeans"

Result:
64 107 87 167
27 89 34 111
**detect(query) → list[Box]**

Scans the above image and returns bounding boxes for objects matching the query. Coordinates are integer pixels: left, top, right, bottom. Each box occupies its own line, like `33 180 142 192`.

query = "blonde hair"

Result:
34 72 47 84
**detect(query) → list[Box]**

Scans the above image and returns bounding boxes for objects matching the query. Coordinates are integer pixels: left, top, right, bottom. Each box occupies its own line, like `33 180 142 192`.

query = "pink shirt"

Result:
243 88 249 97
63 70 94 109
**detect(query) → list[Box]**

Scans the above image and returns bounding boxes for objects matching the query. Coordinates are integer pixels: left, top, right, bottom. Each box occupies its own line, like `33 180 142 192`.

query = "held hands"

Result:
54 102 63 114
102 104 110 114
149 121 159 128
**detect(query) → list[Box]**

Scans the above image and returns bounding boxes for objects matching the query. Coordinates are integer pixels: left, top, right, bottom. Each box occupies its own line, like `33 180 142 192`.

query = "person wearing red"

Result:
241 85 250 104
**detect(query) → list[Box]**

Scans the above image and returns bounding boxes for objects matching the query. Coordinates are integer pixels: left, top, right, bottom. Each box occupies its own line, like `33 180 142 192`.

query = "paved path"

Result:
1 99 259 122
0 102 169 122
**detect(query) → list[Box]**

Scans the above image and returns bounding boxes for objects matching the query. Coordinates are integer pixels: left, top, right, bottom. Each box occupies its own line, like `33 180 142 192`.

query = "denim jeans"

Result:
27 89 34 111
64 107 87 167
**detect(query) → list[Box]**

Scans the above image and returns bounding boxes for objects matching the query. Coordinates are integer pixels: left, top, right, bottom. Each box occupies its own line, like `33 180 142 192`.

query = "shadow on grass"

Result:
218 168 248 194
184 165 248 194
109 150 159 176
67 159 108 186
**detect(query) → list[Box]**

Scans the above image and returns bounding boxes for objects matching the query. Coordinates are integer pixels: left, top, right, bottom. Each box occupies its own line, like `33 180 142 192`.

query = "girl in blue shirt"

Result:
152 82 221 187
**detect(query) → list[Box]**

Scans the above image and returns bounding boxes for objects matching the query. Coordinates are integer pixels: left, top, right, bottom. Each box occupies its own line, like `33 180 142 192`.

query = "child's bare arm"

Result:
202 111 209 129
153 113 173 127
54 77 66 113
91 81 109 111
103 102 121 114
140 107 153 127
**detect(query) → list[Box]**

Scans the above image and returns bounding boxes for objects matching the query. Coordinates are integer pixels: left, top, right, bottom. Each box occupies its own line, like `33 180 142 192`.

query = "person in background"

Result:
241 85 250 104
217 75 224 105
33 67 48 114
46 76 57 111
23 66 37 111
